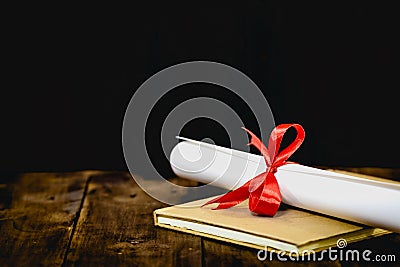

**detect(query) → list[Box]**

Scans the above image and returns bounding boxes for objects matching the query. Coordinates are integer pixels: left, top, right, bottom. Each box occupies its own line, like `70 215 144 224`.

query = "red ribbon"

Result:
202 124 305 216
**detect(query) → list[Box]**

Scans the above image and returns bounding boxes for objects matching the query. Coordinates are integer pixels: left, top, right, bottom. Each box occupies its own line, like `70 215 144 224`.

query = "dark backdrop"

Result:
2 2 399 175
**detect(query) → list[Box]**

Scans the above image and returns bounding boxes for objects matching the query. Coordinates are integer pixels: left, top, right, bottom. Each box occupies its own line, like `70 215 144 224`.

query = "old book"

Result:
154 197 390 253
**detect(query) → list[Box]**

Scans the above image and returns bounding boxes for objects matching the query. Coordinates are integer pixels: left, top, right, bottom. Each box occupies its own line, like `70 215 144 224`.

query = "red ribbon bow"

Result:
203 123 305 216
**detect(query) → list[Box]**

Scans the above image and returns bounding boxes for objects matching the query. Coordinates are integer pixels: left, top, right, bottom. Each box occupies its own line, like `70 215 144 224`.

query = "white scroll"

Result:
170 137 400 233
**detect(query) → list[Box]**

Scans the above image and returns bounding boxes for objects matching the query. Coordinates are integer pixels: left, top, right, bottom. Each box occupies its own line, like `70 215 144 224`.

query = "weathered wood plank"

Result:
0 171 94 267
1 168 398 266
64 172 202 267
202 239 268 267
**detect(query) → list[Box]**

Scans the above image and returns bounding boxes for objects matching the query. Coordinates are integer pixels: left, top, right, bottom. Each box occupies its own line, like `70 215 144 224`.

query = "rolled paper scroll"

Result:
170 137 400 233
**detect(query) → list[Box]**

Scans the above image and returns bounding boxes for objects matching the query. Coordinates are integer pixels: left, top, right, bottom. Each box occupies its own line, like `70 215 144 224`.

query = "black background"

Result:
2 2 399 175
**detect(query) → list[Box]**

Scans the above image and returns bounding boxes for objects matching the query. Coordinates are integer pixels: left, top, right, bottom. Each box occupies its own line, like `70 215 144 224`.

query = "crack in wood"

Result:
61 174 92 267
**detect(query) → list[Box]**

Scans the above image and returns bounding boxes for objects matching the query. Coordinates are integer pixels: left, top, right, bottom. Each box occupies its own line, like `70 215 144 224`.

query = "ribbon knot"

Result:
202 123 305 216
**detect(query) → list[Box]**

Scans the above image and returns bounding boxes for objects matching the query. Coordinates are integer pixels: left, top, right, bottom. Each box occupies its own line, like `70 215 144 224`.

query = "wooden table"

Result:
1 168 399 266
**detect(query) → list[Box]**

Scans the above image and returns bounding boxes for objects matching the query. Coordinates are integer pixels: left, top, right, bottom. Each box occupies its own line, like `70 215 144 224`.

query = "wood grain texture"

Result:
0 171 95 266
64 172 202 267
0 168 399 267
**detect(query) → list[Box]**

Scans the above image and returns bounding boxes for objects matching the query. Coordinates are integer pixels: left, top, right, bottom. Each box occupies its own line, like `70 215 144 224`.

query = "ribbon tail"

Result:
202 180 251 210
242 127 271 165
